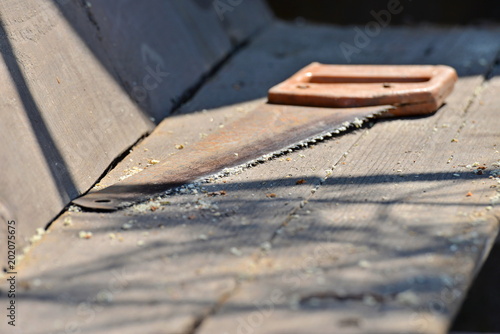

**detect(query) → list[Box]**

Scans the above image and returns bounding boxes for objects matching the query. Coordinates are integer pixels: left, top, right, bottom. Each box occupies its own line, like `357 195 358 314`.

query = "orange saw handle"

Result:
268 63 457 117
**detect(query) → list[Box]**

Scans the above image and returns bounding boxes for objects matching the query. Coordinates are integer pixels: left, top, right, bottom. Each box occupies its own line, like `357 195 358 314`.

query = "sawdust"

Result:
29 235 42 243
358 260 371 268
195 199 218 210
490 193 500 205
121 221 134 230
396 290 420 306
230 247 243 256
78 231 92 239
68 205 82 213
119 166 143 181
129 200 163 213
119 111 382 211
63 217 73 226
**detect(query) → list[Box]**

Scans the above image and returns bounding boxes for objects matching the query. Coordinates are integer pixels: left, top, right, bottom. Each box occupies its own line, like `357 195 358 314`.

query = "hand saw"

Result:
73 63 457 210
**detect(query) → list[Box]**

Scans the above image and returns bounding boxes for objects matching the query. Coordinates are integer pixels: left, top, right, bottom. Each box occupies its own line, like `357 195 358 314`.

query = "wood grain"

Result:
0 0 271 253
3 23 500 334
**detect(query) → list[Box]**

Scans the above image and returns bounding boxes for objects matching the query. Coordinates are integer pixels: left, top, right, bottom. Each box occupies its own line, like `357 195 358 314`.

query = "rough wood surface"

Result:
0 0 271 252
0 0 152 254
2 23 499 334
56 0 272 120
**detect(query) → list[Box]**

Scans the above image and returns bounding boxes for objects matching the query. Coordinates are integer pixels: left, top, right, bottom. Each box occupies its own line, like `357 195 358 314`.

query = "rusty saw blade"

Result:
73 63 457 211
73 103 392 210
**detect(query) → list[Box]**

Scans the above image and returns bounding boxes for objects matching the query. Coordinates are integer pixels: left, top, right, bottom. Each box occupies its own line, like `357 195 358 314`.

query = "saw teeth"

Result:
121 115 380 209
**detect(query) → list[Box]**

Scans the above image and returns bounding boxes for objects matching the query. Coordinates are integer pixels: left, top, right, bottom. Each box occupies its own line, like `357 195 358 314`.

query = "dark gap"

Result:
169 24 267 115
450 240 500 333
44 134 148 227
308 76 430 84
266 0 500 25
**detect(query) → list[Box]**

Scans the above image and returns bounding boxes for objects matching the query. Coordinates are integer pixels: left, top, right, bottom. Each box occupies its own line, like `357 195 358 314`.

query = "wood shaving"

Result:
230 247 243 256
63 217 73 226
121 221 135 230
358 260 371 268
396 290 420 306
207 190 227 197
78 231 93 239
68 205 82 213
120 166 143 181
30 235 42 243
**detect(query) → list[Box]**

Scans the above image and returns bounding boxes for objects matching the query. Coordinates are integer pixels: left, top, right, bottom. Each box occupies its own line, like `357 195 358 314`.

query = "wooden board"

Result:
0 0 271 254
55 0 272 120
0 0 152 254
2 23 500 334
198 62 500 334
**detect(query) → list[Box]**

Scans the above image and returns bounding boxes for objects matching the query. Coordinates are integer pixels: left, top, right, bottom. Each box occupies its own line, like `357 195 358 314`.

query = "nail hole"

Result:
297 84 310 89
383 83 392 88
94 199 111 203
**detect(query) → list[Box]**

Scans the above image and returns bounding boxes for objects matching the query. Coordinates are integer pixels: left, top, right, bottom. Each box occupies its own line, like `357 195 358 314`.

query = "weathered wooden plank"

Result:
56 0 271 120
3 23 500 334
196 28 500 334
198 89 500 334
0 0 153 255
6 98 365 334
0 0 271 254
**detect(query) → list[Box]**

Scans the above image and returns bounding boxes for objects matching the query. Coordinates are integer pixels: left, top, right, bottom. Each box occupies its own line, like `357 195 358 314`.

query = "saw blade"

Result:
72 103 392 210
